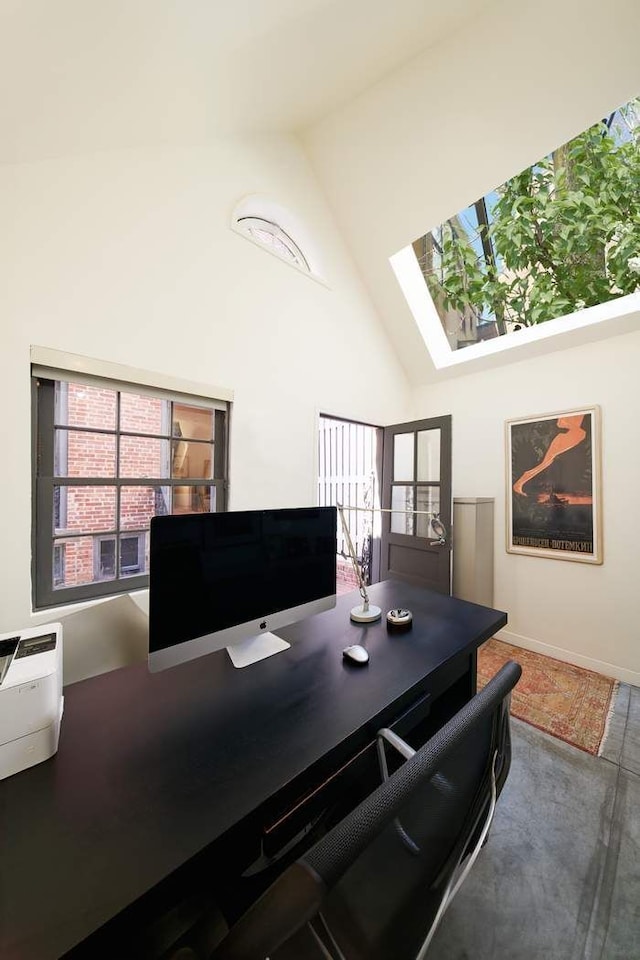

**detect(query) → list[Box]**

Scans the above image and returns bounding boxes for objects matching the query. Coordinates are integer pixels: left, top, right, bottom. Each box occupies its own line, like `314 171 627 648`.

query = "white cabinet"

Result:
452 498 494 607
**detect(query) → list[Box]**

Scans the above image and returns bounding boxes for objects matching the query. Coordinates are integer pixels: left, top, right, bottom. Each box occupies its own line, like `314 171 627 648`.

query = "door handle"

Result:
429 516 447 546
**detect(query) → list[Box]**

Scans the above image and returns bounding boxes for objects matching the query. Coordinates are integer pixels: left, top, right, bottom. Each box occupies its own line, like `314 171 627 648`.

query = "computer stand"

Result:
227 632 291 669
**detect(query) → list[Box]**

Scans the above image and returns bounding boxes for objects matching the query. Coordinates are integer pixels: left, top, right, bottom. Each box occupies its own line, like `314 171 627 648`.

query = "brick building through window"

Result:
33 375 228 609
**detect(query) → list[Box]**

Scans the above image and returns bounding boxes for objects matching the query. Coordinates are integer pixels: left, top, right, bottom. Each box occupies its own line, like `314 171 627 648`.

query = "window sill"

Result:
31 588 149 624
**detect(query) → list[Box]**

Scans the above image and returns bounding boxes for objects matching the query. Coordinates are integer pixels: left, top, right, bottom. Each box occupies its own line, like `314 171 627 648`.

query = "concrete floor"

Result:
429 683 640 960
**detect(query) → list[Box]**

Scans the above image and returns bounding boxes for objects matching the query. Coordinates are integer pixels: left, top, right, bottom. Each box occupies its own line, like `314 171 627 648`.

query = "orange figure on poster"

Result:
513 414 586 496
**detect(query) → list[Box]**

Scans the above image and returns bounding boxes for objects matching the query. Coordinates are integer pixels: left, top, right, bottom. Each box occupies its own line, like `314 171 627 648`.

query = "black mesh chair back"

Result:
209 660 521 960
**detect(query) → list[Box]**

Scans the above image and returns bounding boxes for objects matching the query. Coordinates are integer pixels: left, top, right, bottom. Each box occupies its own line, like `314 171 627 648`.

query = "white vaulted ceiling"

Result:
3 0 638 384
0 0 488 164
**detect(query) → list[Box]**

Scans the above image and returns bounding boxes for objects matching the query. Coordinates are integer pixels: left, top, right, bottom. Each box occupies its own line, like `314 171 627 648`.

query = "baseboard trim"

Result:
495 629 640 686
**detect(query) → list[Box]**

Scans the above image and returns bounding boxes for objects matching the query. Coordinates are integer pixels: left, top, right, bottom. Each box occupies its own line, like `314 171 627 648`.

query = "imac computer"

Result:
148 506 337 670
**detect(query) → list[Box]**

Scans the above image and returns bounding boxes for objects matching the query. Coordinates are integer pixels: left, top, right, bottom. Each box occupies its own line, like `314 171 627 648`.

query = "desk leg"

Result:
470 648 478 696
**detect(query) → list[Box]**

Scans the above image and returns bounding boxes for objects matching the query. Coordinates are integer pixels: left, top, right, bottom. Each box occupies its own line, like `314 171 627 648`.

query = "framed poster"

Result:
506 406 602 564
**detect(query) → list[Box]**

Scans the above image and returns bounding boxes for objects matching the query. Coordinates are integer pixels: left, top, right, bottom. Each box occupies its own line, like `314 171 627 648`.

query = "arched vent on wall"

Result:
236 216 310 271
231 195 324 283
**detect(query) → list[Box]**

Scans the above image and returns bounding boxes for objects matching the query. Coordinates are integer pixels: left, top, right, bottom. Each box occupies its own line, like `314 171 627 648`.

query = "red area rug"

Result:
478 638 618 756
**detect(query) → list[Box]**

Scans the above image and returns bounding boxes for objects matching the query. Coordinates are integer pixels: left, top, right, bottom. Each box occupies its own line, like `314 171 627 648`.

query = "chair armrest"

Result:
376 728 421 854
377 727 416 761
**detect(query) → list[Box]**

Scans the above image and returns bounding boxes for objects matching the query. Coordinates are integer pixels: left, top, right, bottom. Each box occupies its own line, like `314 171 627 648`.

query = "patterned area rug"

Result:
478 638 618 756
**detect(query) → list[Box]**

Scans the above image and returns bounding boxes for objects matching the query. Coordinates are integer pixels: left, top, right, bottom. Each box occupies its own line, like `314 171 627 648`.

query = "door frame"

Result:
317 413 384 586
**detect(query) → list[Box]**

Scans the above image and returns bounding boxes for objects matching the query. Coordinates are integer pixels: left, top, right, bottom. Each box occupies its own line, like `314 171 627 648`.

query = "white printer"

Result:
0 622 64 780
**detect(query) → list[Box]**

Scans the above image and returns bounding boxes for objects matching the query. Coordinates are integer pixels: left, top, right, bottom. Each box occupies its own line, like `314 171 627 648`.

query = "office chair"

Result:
188 660 521 960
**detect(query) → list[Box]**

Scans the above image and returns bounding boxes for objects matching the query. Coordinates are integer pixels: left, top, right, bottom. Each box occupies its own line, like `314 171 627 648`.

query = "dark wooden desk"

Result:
0 581 506 960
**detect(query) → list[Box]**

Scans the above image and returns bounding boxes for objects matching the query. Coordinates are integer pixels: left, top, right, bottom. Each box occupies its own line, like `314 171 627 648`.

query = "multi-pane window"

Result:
33 376 228 609
94 533 145 580
390 428 441 540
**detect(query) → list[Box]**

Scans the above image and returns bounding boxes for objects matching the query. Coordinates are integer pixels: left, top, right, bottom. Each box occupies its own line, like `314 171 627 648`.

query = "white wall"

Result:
303 0 640 682
4 0 638 686
414 331 640 684
0 135 411 681
304 0 640 384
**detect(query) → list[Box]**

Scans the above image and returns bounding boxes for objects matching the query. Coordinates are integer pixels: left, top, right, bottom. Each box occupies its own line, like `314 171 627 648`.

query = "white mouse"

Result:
342 644 370 665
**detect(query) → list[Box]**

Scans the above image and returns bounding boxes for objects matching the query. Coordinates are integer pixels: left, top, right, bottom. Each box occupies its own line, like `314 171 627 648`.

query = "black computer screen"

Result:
149 506 337 654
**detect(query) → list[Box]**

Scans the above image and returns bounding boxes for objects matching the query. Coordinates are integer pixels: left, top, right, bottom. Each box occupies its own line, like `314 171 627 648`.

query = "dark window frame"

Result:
93 531 146 581
120 532 145 576
32 376 228 610
94 535 117 582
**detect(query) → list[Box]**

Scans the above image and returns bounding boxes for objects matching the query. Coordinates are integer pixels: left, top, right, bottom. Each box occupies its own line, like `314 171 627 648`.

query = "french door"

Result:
380 415 452 595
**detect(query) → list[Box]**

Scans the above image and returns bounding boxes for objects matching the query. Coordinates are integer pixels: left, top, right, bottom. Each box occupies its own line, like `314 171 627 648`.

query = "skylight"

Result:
393 95 640 366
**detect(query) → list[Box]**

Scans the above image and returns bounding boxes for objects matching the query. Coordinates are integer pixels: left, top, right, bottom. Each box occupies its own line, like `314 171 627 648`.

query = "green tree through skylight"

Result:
414 96 640 346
